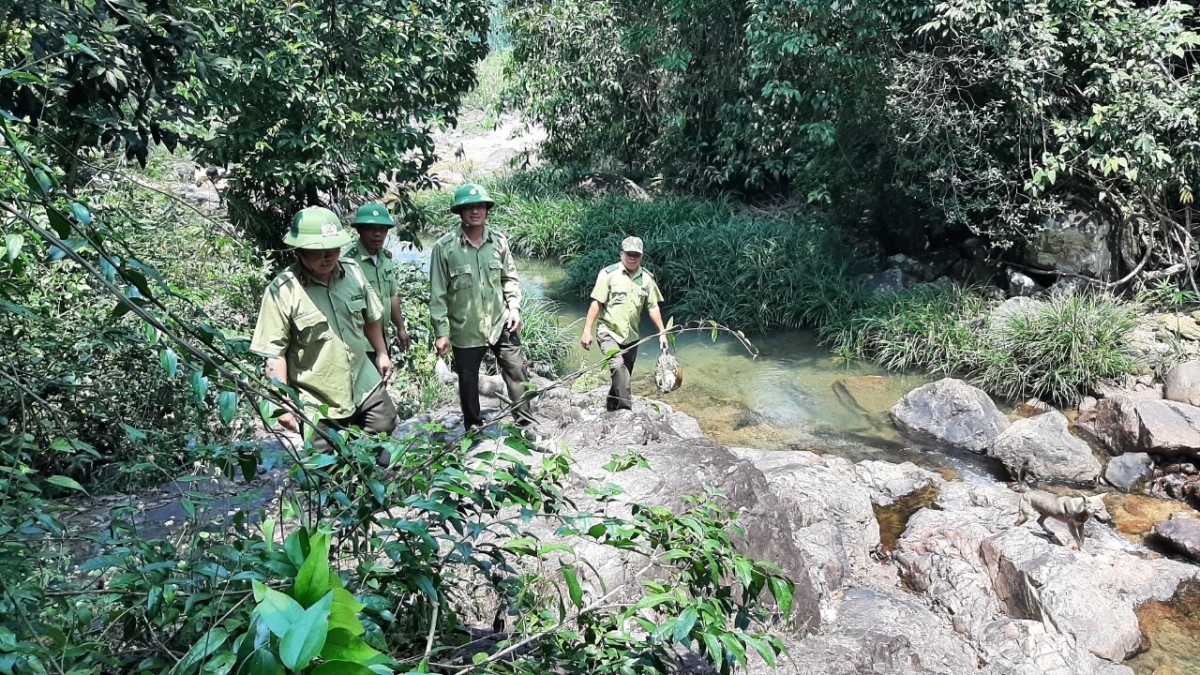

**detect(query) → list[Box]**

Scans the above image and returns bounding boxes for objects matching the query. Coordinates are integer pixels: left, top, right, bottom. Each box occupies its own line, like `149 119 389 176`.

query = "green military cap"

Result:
450 184 495 214
351 202 393 227
283 206 353 249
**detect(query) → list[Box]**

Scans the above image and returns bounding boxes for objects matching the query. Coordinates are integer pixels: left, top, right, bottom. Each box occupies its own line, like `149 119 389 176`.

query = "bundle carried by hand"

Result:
654 349 683 393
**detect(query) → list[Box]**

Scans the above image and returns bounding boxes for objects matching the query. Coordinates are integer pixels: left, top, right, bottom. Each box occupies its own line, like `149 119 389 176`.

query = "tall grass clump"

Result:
975 293 1137 404
824 285 1138 405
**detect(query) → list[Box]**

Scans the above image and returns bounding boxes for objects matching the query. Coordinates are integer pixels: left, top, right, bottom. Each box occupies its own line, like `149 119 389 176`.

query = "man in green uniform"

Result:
429 184 534 432
250 206 397 454
580 236 669 411
344 202 411 363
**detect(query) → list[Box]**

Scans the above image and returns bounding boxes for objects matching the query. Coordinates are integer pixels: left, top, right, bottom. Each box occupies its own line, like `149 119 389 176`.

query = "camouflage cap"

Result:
621 236 644 254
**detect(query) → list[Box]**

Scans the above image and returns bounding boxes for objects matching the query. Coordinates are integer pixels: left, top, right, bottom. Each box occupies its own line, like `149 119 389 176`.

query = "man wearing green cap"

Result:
580 236 669 411
344 202 411 363
250 206 397 455
429 184 534 432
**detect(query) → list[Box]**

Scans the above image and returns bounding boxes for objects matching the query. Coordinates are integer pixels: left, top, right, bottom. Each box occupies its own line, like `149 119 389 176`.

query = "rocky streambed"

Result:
433 367 1200 674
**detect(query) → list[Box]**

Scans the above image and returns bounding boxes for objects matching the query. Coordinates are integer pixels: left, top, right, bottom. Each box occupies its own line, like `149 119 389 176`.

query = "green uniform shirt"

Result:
429 226 522 349
344 242 400 337
250 260 384 419
590 263 664 343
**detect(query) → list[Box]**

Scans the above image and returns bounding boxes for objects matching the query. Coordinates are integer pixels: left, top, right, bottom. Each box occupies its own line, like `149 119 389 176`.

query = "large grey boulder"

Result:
1165 361 1200 407
1152 514 1200 562
988 410 1101 483
1023 210 1113 278
1082 395 1200 458
1104 452 1155 492
890 378 1010 453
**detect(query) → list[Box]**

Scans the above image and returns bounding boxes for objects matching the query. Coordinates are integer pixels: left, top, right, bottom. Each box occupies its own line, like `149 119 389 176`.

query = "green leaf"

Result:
319 628 383 664
253 586 305 638
174 627 228 675
279 590 333 671
768 575 794 617
160 349 179 378
236 649 278 675
673 607 697 643
46 475 88 494
218 391 238 424
294 531 332 606
191 371 209 403
561 565 583 608
4 234 22 261
329 588 366 636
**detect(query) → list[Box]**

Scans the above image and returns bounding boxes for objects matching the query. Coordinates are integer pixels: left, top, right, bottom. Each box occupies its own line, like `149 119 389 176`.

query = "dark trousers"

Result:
452 330 533 429
597 333 638 411
309 382 398 457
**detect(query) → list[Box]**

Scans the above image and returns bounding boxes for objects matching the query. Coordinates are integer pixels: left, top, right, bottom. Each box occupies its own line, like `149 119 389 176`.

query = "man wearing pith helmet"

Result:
580 236 669 411
250 206 398 454
429 184 535 433
344 202 411 362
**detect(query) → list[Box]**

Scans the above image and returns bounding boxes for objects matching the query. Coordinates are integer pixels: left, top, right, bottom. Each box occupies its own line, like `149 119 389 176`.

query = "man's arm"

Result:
365 320 393 380
389 294 409 351
580 300 602 350
428 244 452 355
500 240 522 331
264 357 299 432
648 305 669 350
251 287 299 432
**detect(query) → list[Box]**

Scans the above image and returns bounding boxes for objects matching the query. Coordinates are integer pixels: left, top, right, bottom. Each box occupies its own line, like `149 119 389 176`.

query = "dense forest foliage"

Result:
2 0 1199 672
0 2 793 674
505 0 1200 285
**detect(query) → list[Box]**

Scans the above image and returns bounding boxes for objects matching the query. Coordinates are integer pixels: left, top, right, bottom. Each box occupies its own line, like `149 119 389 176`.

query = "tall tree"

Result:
186 0 491 249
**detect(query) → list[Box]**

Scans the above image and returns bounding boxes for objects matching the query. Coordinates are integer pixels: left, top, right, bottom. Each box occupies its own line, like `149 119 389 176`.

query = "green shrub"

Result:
824 284 1138 405
975 293 1137 404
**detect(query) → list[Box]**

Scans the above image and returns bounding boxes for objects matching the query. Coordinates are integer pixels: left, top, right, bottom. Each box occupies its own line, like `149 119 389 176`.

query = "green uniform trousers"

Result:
598 333 638 411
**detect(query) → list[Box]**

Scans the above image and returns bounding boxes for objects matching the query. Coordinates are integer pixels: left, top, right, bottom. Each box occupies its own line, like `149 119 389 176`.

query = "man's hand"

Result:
395 327 411 352
435 336 451 356
580 330 593 351
505 307 522 332
376 352 394 381
278 412 300 433
659 333 670 351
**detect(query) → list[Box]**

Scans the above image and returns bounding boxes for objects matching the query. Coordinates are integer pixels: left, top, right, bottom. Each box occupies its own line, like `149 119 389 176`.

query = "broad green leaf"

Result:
4 234 22 261
174 627 228 675
191 371 209 403
294 531 332 606
319 628 383 664
219 391 238 424
673 607 697 643
279 590 333 671
329 588 365 636
46 475 87 494
253 586 305 638
768 575 794 617
236 649 278 675
561 565 583 608
160 349 179 378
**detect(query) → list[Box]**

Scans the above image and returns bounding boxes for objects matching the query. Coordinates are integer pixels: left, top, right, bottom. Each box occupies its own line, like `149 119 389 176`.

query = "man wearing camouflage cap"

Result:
345 202 411 362
580 236 669 411
250 206 397 455
429 184 535 433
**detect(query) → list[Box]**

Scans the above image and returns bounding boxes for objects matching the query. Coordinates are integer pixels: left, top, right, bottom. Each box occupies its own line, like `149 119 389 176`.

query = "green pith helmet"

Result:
351 202 393 227
283 206 353 249
449 184 494 214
